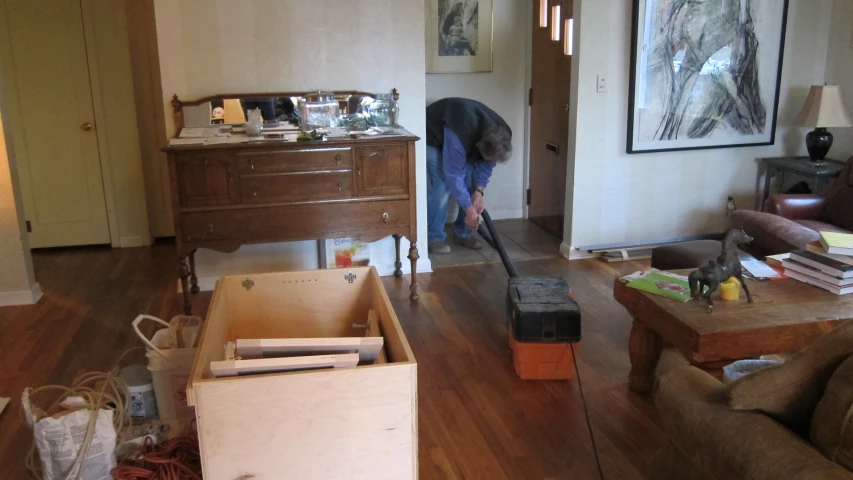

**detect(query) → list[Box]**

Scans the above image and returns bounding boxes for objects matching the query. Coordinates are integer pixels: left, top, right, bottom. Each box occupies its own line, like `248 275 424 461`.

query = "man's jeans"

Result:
427 146 474 241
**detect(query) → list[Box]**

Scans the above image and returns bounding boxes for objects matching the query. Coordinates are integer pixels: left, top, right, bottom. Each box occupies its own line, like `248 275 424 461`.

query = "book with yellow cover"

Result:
806 240 853 266
819 231 853 256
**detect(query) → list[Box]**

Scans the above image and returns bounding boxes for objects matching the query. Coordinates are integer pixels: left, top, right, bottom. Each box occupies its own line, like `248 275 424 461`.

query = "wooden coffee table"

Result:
613 271 853 393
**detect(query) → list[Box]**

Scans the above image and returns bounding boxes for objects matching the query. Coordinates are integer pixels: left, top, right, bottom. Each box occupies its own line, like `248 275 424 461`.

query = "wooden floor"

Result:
0 242 666 479
430 219 562 268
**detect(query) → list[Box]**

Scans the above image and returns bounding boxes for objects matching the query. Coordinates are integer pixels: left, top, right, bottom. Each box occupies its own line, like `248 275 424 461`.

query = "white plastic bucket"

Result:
132 315 200 431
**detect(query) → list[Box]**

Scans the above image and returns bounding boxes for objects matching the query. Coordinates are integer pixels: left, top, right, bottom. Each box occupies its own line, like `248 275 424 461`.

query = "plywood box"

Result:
187 267 417 480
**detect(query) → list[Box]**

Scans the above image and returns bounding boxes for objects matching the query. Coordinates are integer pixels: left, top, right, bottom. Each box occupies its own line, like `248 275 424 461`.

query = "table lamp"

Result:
793 85 853 166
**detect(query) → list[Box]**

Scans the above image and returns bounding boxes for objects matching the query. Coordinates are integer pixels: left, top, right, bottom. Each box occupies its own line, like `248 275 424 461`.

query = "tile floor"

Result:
429 219 562 268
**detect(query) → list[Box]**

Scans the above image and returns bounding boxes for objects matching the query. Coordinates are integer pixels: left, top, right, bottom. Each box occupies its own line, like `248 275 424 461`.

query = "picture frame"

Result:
426 0 494 73
627 0 789 154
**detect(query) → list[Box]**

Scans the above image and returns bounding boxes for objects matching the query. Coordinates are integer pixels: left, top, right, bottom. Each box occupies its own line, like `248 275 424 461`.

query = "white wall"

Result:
425 0 530 220
825 0 853 161
567 0 834 249
0 66 40 304
153 0 430 281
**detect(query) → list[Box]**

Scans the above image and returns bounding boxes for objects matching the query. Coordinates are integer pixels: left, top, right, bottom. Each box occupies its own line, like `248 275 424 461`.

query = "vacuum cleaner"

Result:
478 210 581 344
479 211 603 479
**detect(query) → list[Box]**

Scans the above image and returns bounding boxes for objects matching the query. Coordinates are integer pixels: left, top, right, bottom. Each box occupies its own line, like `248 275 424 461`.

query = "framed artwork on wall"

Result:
426 0 494 73
627 0 789 154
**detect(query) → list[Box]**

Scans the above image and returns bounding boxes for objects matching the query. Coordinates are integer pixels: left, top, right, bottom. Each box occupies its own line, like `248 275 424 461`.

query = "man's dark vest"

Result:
426 98 511 162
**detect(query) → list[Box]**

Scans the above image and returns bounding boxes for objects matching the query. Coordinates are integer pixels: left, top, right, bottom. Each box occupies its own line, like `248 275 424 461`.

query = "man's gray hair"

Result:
476 126 512 163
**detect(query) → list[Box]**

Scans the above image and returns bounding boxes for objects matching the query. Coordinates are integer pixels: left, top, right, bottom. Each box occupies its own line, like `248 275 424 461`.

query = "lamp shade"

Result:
794 85 853 128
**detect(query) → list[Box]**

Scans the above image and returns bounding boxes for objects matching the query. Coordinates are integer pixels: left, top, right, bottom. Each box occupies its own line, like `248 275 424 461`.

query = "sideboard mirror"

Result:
171 89 399 130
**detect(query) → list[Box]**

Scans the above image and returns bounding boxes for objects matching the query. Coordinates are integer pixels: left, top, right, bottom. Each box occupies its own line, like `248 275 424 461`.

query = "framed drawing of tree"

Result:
627 0 789 153
426 0 494 73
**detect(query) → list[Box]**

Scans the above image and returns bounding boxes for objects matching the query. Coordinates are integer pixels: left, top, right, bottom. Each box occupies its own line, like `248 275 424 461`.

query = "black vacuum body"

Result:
479 211 581 343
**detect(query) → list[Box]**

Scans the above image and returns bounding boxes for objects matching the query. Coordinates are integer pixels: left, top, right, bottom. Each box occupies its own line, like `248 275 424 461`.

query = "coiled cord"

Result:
111 434 202 480
24 369 132 479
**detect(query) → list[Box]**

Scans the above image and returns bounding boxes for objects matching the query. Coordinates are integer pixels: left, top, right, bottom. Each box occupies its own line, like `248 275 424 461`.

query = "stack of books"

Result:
783 232 853 295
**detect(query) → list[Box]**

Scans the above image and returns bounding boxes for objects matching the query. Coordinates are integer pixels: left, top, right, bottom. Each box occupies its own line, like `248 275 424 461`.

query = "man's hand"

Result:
472 190 484 214
464 205 480 230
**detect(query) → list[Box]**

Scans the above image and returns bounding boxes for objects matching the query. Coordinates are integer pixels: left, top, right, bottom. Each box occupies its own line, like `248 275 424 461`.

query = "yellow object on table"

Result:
720 277 741 301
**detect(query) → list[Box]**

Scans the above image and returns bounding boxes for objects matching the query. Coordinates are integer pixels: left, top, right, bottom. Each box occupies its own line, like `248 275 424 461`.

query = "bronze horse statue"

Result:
688 228 754 311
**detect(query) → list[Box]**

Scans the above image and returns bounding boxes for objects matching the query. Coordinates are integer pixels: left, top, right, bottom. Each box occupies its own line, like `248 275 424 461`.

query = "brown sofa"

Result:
727 157 853 257
651 367 853 480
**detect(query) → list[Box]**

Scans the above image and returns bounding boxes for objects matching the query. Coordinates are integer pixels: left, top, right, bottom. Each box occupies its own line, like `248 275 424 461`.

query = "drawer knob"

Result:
335 154 342 165
249 159 254 170
336 181 343 191
251 186 258 197
228 172 235 182
207 223 214 233
382 212 390 223
357 167 361 176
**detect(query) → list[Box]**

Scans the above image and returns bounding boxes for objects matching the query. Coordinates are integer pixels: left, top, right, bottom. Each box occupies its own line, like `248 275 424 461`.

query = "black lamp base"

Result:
806 127 833 166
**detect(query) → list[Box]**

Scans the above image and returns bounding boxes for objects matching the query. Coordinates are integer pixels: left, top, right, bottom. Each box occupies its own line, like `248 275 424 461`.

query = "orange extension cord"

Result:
111 434 202 480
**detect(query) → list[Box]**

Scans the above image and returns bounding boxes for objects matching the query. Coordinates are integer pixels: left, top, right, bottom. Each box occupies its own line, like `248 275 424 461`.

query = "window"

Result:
551 5 561 41
539 0 548 28
563 18 574 55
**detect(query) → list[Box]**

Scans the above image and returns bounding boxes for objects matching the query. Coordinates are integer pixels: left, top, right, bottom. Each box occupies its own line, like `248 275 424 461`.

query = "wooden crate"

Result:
187 267 417 479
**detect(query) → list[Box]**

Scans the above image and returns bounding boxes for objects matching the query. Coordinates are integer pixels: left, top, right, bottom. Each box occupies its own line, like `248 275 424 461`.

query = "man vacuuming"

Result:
425 97 512 254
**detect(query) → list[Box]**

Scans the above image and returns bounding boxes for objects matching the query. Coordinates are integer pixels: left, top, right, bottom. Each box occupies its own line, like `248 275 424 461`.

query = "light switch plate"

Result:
596 74 607 93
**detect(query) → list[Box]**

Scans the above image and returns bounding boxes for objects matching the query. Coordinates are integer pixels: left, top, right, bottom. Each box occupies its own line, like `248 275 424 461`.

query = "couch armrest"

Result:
727 210 820 256
765 194 827 220
655 367 853 480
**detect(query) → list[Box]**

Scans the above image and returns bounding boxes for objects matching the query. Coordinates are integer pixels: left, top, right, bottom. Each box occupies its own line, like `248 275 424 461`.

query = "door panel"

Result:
355 145 408 197
528 0 571 238
3 0 110 247
176 154 239 207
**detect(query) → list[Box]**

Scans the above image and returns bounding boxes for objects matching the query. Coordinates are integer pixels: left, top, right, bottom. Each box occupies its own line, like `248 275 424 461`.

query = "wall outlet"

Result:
596 74 607 93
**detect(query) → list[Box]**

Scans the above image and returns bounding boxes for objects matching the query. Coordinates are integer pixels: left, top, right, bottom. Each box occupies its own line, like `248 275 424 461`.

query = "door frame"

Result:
522 0 578 245
0 0 129 248
522 0 533 221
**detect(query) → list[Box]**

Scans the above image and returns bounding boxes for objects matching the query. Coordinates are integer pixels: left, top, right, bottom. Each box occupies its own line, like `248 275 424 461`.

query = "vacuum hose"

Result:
479 209 518 278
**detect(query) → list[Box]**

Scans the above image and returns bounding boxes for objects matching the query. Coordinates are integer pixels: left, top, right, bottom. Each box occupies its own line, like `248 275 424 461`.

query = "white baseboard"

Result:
560 242 596 261
119 236 145 248
181 258 434 293
0 283 43 306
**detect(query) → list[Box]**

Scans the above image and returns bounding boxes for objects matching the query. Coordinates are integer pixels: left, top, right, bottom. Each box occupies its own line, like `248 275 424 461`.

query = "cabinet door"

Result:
355 144 409 197
177 153 239 207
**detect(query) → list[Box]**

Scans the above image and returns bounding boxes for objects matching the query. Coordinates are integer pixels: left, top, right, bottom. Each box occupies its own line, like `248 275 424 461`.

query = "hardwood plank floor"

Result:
0 242 664 479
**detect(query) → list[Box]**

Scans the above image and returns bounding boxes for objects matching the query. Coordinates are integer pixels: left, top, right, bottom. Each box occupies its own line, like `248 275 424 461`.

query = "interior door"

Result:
2 0 111 247
528 0 572 238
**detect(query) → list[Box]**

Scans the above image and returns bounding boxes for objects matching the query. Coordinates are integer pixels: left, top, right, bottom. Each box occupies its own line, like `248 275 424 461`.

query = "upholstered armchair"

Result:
727 157 853 257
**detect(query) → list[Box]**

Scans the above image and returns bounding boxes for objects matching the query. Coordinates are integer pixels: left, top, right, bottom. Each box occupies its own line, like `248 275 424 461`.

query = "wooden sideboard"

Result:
163 131 420 314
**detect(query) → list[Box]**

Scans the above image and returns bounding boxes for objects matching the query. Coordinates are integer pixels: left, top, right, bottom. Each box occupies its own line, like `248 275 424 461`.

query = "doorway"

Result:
527 0 573 239
0 0 111 248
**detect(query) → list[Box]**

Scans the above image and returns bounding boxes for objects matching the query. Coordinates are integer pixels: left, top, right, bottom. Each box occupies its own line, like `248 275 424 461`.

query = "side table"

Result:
757 156 845 211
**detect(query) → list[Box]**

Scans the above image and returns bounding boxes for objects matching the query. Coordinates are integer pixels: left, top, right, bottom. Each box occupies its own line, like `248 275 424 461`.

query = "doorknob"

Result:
81 122 93 132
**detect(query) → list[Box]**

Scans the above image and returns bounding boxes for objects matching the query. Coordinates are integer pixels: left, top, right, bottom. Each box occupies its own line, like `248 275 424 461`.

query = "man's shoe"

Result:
428 240 451 254
453 234 482 250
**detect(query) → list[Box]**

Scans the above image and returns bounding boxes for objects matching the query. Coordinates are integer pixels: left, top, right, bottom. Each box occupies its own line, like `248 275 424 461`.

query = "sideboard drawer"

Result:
239 172 353 204
181 200 410 243
237 148 352 174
